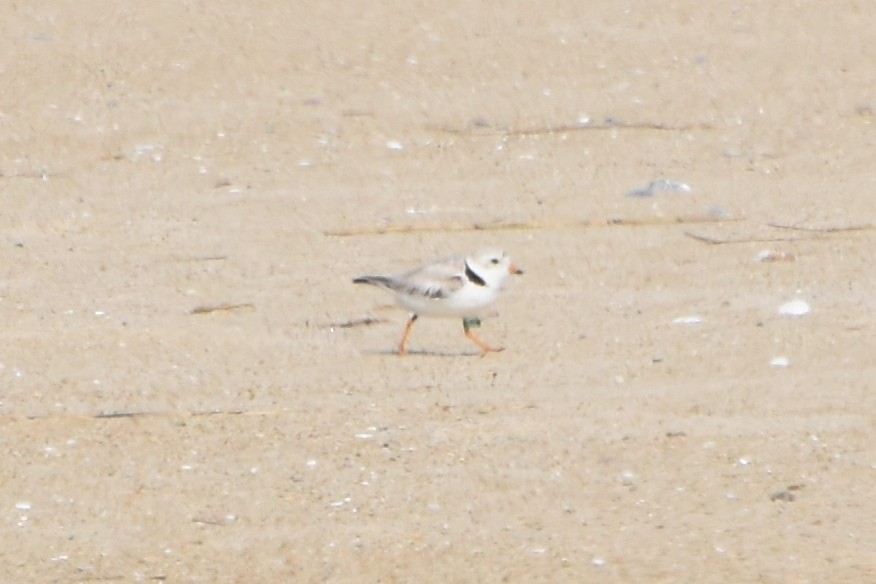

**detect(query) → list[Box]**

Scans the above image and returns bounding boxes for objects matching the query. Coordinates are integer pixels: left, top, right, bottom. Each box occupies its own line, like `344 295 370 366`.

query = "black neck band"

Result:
464 262 487 286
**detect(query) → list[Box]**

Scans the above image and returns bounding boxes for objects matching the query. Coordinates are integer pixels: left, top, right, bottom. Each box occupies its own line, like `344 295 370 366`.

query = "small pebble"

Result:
770 490 795 502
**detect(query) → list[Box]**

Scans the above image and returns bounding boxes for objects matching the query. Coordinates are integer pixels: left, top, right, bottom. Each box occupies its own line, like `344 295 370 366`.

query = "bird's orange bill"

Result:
508 263 524 275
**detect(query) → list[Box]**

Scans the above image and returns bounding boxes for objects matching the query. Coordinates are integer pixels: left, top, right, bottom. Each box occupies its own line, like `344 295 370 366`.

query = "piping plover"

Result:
353 249 523 356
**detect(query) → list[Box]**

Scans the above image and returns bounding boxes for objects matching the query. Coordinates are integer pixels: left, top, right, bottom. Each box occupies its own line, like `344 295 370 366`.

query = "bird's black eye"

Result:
490 258 500 264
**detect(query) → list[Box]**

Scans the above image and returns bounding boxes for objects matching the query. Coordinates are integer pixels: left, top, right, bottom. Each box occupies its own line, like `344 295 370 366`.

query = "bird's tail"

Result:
352 275 394 289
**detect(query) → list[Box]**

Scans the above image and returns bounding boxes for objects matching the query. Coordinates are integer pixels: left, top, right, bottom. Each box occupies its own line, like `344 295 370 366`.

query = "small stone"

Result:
769 490 796 502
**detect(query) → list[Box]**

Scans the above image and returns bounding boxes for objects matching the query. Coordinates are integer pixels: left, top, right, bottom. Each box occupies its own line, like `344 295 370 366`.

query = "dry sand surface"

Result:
2 2 875 582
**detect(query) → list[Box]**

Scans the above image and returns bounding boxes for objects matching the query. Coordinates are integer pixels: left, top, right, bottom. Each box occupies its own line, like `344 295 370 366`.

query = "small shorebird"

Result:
353 249 523 356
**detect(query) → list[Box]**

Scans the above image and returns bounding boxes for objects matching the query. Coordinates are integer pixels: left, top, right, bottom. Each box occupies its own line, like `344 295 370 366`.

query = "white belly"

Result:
394 286 498 318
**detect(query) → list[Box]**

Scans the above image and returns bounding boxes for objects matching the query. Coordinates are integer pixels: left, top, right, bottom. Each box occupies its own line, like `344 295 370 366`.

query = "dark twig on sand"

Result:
190 303 254 315
321 316 389 329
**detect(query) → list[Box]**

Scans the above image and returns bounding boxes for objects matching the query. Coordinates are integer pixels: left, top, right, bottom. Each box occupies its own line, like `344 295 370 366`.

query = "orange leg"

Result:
398 314 418 355
463 319 503 356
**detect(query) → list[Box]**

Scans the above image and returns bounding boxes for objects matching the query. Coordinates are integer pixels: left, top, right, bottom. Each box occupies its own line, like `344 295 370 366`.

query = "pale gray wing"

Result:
396 256 466 299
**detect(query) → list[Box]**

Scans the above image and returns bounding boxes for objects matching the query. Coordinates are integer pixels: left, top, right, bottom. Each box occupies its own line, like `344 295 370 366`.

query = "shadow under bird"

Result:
352 249 523 356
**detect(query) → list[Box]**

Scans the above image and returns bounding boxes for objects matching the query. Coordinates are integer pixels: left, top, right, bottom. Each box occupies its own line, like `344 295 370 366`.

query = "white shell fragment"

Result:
627 179 692 197
770 356 790 368
755 250 795 263
778 299 810 316
672 315 703 324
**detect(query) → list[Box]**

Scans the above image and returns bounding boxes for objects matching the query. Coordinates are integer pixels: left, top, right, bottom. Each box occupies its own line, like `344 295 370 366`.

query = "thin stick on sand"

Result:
324 214 743 237
190 303 254 315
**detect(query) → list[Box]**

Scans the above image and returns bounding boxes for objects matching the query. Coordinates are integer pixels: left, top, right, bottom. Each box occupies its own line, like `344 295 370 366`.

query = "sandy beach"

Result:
1 2 874 581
